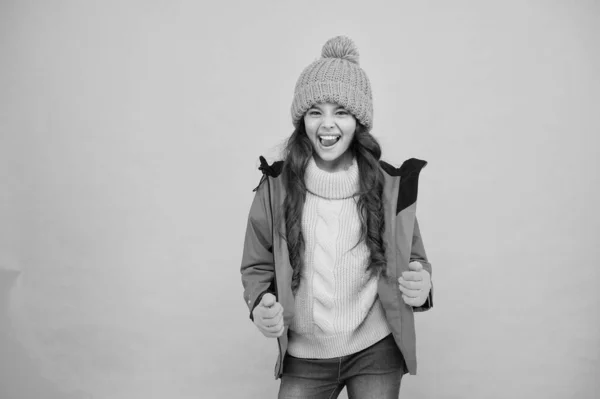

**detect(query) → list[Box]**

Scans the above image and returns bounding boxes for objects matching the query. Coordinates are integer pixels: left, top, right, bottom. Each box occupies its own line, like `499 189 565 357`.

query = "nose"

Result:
321 114 335 129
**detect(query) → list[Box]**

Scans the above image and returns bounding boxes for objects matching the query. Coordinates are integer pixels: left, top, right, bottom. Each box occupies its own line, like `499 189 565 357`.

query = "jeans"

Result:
278 334 407 399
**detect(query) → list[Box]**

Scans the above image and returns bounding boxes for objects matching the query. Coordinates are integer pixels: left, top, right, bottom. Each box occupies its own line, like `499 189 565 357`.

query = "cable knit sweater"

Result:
287 156 391 359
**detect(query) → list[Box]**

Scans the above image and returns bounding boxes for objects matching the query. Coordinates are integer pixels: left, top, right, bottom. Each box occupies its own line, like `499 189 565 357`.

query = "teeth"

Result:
320 135 339 140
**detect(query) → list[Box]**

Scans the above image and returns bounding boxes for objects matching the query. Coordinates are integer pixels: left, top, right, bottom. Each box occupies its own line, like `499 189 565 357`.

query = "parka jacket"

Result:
240 156 433 379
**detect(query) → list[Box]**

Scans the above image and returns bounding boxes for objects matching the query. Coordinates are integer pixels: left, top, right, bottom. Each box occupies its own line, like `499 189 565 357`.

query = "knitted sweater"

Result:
287 156 391 359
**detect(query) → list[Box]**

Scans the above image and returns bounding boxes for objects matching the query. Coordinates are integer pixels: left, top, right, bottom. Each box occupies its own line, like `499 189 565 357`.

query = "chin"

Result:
317 152 341 162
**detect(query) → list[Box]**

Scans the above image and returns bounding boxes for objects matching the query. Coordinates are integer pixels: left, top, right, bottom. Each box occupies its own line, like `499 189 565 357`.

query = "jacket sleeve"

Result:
240 179 276 321
410 217 433 312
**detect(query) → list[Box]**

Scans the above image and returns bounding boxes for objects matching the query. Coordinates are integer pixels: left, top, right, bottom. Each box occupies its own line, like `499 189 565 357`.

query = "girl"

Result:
240 36 433 399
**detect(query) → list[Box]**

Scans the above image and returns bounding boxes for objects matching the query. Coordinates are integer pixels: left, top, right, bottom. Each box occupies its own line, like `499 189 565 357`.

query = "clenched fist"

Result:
252 293 284 338
398 261 431 307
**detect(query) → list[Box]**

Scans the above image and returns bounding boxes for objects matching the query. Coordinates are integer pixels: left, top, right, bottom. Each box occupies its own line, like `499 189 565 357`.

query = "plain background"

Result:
1 1 599 398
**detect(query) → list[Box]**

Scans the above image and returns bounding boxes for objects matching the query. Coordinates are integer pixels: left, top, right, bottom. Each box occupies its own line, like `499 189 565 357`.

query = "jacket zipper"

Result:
266 177 284 378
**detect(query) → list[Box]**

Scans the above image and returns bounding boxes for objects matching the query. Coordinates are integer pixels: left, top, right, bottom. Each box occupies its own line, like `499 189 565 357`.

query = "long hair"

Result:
280 120 387 295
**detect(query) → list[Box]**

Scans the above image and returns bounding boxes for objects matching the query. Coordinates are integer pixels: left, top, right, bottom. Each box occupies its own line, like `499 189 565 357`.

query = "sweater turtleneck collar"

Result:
304 156 360 200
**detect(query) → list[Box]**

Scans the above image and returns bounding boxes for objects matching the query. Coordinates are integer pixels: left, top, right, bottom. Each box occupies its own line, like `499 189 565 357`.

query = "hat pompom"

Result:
321 36 360 64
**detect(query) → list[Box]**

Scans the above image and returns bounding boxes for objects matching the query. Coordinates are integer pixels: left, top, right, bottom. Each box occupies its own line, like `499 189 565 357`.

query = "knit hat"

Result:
291 36 373 130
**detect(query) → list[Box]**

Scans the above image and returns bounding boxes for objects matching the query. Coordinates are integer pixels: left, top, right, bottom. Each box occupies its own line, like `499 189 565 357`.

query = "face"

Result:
304 102 357 172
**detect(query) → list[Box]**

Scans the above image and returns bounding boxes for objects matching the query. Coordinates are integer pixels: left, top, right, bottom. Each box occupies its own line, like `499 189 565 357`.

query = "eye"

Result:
307 110 321 117
336 109 349 116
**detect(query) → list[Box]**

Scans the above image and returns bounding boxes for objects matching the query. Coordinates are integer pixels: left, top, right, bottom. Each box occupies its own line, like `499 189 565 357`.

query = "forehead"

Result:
308 102 345 110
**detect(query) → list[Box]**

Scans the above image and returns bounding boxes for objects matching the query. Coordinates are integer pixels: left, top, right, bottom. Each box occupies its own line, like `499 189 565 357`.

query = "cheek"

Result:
342 120 357 137
305 128 317 143
304 120 319 140
303 117 315 132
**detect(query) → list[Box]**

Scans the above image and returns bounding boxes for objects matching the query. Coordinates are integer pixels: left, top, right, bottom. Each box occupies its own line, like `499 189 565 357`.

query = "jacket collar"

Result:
255 156 427 180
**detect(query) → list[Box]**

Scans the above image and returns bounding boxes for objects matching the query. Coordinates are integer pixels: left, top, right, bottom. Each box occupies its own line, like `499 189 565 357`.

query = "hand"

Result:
398 261 431 307
252 293 284 338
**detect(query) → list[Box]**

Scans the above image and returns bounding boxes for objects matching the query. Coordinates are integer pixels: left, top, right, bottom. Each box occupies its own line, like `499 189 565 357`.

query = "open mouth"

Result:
318 135 341 147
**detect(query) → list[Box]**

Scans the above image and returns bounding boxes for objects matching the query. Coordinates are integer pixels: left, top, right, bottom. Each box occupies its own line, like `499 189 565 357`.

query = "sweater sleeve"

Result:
410 217 433 312
240 179 276 321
